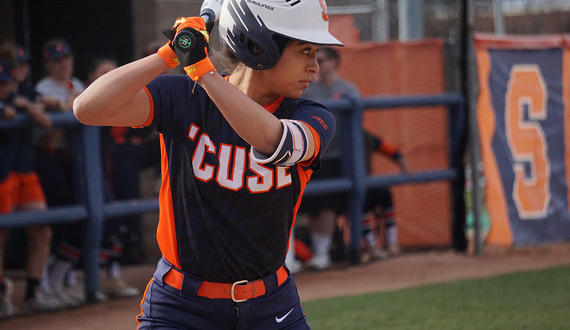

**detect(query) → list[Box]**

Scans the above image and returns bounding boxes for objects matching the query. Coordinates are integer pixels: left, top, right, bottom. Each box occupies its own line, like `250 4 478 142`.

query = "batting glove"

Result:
159 17 216 81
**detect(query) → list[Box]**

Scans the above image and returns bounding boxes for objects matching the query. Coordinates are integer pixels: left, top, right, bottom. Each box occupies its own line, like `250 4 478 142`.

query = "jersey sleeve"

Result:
143 74 194 133
289 100 336 168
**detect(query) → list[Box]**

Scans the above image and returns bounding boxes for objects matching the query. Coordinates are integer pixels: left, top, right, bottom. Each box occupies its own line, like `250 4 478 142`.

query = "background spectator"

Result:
296 46 360 270
0 52 60 318
357 133 408 262
33 38 86 307
85 56 141 299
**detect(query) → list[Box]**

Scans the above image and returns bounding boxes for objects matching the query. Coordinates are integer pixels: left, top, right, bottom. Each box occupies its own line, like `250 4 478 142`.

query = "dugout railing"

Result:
0 92 465 301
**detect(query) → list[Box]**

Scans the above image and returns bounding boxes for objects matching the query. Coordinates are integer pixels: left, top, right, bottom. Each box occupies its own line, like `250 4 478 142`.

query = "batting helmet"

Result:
218 0 343 70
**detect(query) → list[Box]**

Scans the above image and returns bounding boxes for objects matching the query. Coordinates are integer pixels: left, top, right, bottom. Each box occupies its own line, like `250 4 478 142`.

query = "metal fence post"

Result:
448 99 468 252
465 0 484 255
347 97 367 264
81 125 104 301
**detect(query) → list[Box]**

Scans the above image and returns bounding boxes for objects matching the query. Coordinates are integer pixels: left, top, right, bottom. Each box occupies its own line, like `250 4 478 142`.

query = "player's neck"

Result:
229 66 277 106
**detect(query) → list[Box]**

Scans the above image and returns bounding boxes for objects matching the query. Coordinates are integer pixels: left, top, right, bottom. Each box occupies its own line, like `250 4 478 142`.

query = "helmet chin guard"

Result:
219 0 343 70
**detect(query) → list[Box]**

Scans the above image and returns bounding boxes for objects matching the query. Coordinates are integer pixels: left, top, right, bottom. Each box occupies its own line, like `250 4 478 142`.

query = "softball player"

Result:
73 0 341 328
0 56 56 316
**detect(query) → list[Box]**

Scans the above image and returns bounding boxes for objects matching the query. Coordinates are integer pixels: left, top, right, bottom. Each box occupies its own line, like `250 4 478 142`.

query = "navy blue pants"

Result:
137 258 311 330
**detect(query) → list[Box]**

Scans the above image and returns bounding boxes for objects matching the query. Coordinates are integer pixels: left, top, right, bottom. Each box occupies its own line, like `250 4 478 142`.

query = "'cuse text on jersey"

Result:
188 123 293 193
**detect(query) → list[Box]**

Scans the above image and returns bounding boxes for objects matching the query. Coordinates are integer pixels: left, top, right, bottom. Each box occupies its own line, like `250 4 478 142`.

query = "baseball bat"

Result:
173 0 224 52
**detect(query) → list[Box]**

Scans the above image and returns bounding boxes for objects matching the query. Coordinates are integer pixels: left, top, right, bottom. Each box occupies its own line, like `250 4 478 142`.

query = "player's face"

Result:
0 81 15 100
88 61 117 84
316 52 337 80
14 63 29 83
259 41 319 99
46 55 74 81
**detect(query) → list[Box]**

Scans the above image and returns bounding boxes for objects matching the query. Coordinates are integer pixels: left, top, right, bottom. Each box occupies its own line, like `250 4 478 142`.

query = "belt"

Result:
163 264 289 303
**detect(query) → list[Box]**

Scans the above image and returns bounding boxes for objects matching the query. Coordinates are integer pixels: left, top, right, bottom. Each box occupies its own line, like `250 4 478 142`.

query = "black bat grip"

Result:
174 29 197 52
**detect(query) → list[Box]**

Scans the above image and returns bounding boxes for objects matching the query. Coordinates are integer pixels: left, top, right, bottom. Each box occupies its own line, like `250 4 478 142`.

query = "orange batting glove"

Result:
158 17 216 80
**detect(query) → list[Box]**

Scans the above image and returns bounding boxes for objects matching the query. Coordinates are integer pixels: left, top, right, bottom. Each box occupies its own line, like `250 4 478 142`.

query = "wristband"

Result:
157 44 180 68
183 57 216 81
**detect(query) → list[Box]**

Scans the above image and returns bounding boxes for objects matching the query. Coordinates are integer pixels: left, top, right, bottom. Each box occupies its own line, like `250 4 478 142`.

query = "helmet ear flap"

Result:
243 35 260 55
233 29 281 70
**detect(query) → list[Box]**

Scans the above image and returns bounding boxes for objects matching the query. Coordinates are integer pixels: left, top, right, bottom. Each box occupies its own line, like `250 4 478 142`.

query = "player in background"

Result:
33 38 88 307
81 57 143 300
1 43 53 129
0 53 59 317
358 133 408 262
73 0 340 328
100 49 161 268
298 46 359 270
299 47 407 268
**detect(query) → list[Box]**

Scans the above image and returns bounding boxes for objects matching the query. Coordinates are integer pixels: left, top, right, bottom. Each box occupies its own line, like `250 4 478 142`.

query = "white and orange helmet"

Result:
219 0 343 70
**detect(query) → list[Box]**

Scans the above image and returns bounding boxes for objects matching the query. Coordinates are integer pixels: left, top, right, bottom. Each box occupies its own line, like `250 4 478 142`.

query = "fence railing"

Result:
0 92 465 301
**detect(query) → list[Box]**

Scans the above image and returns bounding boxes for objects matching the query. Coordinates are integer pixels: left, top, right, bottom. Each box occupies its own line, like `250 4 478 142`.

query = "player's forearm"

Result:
24 103 52 128
199 73 283 155
12 96 51 127
74 55 167 126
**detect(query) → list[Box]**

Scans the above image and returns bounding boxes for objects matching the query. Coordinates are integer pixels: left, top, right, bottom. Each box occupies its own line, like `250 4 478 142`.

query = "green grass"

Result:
302 265 570 330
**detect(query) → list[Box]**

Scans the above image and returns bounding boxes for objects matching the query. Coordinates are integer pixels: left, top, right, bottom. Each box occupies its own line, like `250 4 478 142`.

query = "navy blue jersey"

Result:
18 82 40 102
143 74 335 282
0 107 19 181
0 92 35 178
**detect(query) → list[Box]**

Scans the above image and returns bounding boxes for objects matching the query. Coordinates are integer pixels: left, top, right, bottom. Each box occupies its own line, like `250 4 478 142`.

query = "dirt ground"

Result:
2 243 570 330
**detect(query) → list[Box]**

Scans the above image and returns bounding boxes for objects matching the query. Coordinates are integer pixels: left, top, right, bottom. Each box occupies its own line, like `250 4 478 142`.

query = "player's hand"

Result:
157 17 184 68
12 95 32 109
159 17 216 81
13 96 52 128
37 95 63 111
0 105 17 120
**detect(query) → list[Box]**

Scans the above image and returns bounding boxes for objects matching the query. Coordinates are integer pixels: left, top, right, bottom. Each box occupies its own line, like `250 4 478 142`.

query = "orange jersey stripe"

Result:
287 123 321 251
289 164 313 254
264 95 285 114
136 278 155 329
298 122 321 167
133 87 155 128
156 135 181 268
287 121 321 249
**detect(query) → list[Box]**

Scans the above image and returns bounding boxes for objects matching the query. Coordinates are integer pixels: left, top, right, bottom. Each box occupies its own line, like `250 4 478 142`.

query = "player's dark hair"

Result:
216 35 291 74
215 46 240 74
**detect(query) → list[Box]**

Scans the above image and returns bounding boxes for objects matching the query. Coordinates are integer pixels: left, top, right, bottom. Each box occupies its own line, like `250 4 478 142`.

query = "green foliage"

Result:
302 265 570 330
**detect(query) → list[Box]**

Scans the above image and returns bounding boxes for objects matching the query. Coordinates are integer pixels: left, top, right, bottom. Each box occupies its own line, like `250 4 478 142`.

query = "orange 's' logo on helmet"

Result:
319 0 329 21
